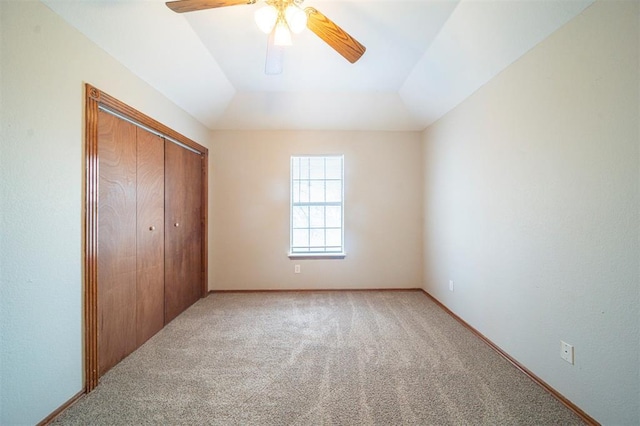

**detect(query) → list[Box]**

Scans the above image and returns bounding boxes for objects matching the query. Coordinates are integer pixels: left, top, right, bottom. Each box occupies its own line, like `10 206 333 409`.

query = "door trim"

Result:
84 84 209 392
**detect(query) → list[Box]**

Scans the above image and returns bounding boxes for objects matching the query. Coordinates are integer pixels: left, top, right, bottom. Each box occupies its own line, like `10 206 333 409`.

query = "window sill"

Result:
288 253 346 260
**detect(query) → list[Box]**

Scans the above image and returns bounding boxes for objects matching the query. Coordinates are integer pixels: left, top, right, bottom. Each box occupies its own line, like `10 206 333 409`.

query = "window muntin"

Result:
290 156 344 254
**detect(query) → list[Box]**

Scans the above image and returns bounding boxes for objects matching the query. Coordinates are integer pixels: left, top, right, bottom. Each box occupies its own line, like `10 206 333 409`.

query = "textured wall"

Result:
0 2 209 423
421 1 639 424
209 130 424 291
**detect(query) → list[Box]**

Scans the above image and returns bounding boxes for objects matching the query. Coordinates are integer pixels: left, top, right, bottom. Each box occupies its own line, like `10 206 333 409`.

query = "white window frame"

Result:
289 155 345 259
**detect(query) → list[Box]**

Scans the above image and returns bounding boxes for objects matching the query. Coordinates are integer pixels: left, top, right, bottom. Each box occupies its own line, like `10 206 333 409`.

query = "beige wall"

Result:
0 2 210 424
209 130 423 290
421 1 639 424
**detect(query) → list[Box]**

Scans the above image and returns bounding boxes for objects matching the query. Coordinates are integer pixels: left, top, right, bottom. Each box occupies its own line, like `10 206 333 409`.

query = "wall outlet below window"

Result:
561 341 574 364
294 264 301 274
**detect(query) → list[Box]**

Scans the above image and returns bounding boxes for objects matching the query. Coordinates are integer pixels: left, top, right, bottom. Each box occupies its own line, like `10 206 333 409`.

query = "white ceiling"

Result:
43 0 594 131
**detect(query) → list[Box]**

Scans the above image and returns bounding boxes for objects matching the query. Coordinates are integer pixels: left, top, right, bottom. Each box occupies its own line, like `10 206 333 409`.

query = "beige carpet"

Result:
53 291 583 425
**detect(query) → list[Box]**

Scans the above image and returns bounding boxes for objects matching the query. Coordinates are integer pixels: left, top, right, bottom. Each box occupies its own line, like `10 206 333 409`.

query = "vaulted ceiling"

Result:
43 0 594 131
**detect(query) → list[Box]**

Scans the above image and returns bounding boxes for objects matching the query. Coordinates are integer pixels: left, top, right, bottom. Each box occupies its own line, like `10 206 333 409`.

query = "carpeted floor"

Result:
53 291 583 425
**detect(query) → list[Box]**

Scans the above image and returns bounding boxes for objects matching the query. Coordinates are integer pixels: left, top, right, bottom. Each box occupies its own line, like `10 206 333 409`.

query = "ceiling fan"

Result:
165 0 366 74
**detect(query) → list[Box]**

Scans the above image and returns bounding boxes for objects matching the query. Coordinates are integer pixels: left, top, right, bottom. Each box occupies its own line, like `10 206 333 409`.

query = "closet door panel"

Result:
136 127 165 346
165 141 203 324
97 111 137 376
184 147 203 306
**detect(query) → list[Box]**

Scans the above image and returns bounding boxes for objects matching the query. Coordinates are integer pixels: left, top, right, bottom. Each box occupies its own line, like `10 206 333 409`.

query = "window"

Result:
290 156 344 256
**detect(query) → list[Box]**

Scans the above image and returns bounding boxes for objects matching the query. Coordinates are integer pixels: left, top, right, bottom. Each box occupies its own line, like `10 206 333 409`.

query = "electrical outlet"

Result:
294 264 301 274
449 280 454 292
561 341 574 364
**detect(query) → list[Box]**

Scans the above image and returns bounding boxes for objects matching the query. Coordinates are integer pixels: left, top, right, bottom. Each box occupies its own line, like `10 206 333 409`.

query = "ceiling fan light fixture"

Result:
273 19 292 46
254 5 278 34
285 5 307 34
165 0 366 67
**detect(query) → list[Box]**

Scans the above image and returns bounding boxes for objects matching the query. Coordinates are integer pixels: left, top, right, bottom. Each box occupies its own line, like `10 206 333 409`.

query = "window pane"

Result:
309 180 325 203
299 157 310 180
325 157 342 180
326 206 341 228
310 206 324 228
309 157 325 179
292 229 309 247
326 180 342 202
326 229 342 248
291 157 300 180
310 229 325 248
292 180 300 203
292 206 309 228
298 180 309 203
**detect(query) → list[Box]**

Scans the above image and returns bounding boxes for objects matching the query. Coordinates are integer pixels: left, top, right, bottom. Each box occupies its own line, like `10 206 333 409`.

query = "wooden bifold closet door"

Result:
85 85 208 391
135 127 165 346
164 141 203 324
97 111 138 375
97 110 203 377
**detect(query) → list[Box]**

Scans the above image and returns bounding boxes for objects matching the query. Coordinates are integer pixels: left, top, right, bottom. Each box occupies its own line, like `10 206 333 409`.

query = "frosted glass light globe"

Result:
254 5 278 34
285 5 307 34
274 20 292 46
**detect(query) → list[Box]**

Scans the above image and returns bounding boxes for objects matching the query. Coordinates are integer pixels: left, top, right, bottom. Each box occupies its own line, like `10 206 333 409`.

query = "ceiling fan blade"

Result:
265 29 284 75
166 0 253 13
304 7 366 64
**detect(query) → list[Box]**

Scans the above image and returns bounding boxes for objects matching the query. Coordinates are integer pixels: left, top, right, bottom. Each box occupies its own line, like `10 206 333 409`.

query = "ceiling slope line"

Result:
399 0 595 130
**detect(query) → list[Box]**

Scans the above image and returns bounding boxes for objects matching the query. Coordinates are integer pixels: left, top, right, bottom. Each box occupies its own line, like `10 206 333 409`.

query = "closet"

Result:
95 107 206 377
